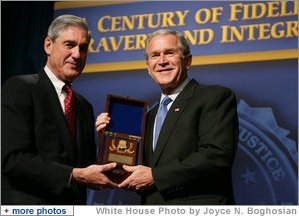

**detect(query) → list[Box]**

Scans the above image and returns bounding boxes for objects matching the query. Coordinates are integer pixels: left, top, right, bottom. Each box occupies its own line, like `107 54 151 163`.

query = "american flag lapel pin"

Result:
175 108 180 112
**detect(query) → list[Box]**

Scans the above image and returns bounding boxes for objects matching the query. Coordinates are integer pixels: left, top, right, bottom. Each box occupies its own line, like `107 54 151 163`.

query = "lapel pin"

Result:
175 108 180 112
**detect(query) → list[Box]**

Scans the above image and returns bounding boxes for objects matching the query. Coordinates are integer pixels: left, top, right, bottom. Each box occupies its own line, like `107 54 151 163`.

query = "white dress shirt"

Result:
44 66 67 113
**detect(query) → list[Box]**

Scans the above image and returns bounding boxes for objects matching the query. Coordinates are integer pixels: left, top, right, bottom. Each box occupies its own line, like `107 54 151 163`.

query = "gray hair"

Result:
144 29 191 60
47 14 91 42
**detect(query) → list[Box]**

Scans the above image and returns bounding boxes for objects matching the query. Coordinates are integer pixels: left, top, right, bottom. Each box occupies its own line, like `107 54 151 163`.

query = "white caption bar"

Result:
1 205 298 216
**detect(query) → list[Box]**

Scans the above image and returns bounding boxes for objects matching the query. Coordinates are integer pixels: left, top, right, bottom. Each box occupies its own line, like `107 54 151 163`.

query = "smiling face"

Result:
44 25 89 83
146 34 192 95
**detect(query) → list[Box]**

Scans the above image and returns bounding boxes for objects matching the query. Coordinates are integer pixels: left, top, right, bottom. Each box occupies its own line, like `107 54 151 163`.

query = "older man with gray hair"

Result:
2 14 117 205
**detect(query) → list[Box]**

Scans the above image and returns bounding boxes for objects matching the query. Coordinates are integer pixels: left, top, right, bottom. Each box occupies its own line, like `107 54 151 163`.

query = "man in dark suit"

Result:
97 29 239 204
1 14 118 205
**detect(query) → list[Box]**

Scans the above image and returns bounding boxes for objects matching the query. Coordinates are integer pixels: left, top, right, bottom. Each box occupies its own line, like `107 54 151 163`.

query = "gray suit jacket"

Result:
1 70 96 204
143 79 239 205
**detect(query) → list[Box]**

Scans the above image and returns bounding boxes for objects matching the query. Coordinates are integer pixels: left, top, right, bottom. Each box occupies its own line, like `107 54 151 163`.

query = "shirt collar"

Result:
160 77 190 103
44 65 65 96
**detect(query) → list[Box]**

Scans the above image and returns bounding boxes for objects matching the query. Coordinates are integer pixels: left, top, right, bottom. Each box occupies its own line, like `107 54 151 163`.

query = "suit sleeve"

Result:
152 87 239 192
1 77 73 196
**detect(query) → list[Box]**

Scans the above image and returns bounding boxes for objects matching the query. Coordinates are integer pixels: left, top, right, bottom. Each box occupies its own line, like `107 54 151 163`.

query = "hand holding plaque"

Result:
97 95 147 183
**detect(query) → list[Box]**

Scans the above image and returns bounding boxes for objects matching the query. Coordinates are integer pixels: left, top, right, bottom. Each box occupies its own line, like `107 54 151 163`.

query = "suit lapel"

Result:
145 105 158 166
38 70 76 161
151 79 198 166
74 93 87 163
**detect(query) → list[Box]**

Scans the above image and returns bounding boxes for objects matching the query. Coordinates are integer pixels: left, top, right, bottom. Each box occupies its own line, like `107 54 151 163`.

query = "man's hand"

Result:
95 112 110 133
72 163 118 189
118 165 154 192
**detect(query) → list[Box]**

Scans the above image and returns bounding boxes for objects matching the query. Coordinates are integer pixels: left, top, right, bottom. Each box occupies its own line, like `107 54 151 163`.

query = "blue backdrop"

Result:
54 1 298 205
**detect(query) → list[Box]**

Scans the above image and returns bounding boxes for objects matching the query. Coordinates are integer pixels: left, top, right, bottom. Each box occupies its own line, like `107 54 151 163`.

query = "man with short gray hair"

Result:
97 29 239 205
2 14 118 205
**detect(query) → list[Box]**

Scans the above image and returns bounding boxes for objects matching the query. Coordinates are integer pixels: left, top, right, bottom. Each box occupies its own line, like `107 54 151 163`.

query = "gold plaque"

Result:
97 95 147 183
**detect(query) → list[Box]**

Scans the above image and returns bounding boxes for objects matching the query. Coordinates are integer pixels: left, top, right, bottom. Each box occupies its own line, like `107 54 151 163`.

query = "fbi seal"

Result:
233 100 298 204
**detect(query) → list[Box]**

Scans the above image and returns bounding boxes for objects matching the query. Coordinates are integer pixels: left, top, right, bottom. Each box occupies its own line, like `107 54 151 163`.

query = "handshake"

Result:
72 162 153 191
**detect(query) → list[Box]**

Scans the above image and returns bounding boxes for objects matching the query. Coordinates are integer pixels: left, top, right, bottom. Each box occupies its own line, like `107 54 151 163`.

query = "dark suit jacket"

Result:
142 79 239 205
1 70 96 204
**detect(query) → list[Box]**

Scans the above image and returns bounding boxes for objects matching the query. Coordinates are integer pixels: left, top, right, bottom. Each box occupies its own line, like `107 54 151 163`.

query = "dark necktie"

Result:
63 84 77 144
153 96 172 150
